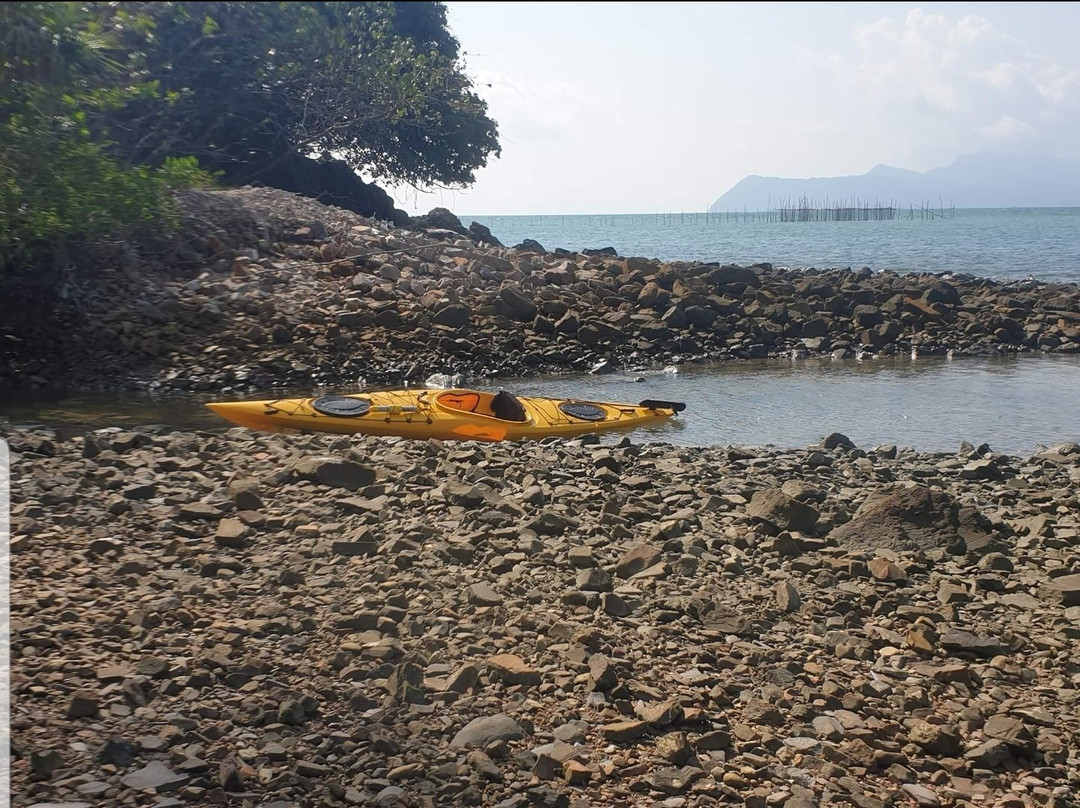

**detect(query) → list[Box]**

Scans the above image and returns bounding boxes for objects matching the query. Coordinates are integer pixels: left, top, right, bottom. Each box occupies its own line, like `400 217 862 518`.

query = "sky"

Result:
393 2 1080 216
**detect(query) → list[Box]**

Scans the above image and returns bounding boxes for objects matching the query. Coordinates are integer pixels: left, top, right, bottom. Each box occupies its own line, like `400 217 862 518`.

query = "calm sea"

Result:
5 355 1079 455
466 207 1080 284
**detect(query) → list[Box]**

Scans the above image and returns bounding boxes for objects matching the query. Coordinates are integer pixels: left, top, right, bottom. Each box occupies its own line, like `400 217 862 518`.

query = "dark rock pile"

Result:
6 424 1080 807
1 187 1078 392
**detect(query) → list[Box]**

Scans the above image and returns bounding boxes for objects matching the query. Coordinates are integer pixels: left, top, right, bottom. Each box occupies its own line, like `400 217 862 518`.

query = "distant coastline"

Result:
708 152 1080 211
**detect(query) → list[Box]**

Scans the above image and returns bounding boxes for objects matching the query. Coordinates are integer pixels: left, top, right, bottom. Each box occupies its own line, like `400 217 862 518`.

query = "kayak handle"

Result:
639 399 686 413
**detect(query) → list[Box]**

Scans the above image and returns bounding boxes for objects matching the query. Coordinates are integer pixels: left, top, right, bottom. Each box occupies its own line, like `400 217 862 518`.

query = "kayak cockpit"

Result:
435 390 529 422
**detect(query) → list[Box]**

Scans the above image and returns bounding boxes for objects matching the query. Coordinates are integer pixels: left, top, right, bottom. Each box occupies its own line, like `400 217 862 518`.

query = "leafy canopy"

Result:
1 2 497 271
109 2 501 189
0 2 215 270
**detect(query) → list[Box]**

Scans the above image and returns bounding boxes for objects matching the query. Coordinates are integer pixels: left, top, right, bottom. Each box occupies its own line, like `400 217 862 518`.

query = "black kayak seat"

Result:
491 390 528 422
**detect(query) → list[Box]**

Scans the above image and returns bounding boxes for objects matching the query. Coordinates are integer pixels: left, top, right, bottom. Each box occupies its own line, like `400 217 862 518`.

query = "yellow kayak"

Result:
206 389 684 442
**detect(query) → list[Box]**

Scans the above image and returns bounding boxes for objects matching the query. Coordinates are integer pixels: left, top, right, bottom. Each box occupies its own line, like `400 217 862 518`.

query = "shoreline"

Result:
2 351 1080 460
6 423 1080 806
2 187 1079 396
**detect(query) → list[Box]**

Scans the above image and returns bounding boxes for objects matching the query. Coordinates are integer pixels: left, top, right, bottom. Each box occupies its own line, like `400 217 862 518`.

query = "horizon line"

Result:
453 204 1080 217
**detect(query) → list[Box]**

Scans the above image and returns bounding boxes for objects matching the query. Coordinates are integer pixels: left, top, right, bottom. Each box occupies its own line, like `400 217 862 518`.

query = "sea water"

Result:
3 356 1079 455
466 207 1080 284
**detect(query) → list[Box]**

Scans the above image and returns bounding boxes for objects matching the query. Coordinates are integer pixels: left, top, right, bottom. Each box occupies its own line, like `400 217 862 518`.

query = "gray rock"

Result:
292 457 375 490
120 761 188 792
1043 574 1080 606
451 714 526 748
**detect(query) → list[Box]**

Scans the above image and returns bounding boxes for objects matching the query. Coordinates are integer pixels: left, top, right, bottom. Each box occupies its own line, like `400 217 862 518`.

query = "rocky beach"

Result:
2 187 1079 393
5 424 1080 808
5 187 1080 808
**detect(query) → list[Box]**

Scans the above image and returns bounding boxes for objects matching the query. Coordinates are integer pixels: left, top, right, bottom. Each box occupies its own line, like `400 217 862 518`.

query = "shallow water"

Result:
2 355 1079 456
511 355 1080 454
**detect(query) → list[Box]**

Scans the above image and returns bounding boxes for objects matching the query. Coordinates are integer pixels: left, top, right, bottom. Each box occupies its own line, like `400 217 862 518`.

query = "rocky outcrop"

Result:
2 186 1079 393
245 153 410 226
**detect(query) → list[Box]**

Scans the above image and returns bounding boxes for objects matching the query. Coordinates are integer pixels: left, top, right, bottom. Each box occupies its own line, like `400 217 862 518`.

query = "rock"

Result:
295 760 330 778
214 518 248 548
498 286 538 320
601 720 649 743
122 482 156 500
30 749 64 779
227 477 263 510
708 264 761 289
1043 574 1080 606
615 543 662 578
828 483 998 554
178 502 224 521
66 693 99 719
451 714 526 748
98 738 137 767
487 654 541 687
901 784 941 807
587 655 618 692
983 715 1033 751
469 582 503 606
775 580 801 612
331 529 378 556
468 221 503 247
821 432 856 450
964 739 1013 769
292 457 375 490
868 557 907 581
747 488 819 533
562 759 591 785
468 749 504 781
646 766 705 795
120 761 188 792
433 303 472 328
907 721 963 755
575 567 612 592
655 732 692 765
601 592 633 616
445 663 480 694
514 238 546 253
939 630 1002 657
413 207 465 234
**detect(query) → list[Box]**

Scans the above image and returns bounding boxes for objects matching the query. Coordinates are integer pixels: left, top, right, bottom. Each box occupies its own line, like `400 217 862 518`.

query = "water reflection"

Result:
2 355 1079 455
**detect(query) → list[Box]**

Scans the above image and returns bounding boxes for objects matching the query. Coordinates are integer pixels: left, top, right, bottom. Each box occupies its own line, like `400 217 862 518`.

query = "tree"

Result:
107 2 500 215
0 2 212 273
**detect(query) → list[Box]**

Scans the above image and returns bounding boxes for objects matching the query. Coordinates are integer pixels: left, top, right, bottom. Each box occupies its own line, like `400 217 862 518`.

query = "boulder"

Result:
828 483 1001 554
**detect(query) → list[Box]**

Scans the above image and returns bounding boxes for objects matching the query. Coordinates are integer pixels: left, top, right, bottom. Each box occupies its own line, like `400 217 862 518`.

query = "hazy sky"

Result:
395 2 1080 216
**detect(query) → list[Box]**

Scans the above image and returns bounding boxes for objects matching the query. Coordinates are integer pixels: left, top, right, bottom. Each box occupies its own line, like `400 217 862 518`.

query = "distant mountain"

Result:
710 153 1080 211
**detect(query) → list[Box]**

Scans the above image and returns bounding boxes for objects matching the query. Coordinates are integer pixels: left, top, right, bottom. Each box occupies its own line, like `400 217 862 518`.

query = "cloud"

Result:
979 115 1036 142
469 68 605 145
845 7 1080 156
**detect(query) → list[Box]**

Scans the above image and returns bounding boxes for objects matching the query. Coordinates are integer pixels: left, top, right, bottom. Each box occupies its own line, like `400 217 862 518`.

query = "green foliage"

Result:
0 1 498 274
0 2 215 272
107 2 500 189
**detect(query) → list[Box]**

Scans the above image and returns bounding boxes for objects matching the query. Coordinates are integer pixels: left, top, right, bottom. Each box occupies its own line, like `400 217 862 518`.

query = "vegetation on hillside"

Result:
0 2 215 272
0 1 499 276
